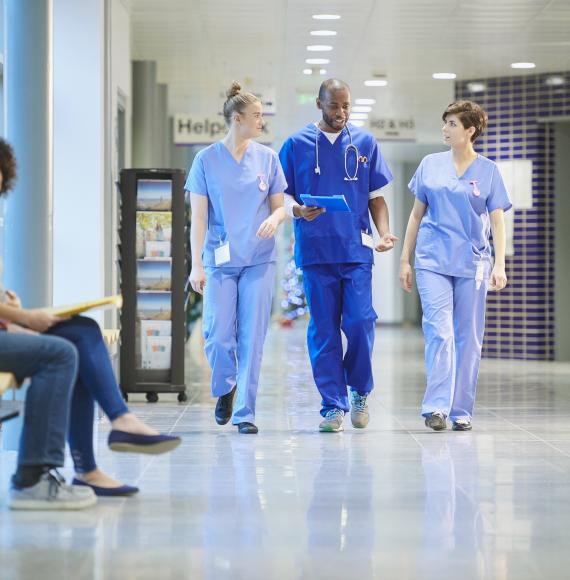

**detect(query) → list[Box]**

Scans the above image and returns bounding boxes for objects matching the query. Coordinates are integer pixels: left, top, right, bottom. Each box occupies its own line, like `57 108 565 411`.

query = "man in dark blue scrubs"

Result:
279 79 397 432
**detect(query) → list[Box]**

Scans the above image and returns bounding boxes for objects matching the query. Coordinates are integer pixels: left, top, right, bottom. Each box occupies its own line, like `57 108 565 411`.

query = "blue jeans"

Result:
47 316 129 473
0 329 78 468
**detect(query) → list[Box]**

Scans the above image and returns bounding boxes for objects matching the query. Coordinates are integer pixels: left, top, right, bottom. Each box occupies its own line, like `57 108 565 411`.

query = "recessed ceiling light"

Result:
355 98 376 105
303 68 313 75
310 30 337 36
352 105 372 113
546 75 565 86
350 120 366 127
511 62 535 69
364 79 388 87
312 14 341 20
467 82 486 92
432 73 456 80
307 45 333 52
319 69 327 75
306 58 329 65
350 112 368 120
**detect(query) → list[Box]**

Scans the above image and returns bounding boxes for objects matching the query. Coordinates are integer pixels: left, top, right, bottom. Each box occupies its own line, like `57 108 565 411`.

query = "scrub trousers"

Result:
415 269 489 421
302 263 377 416
203 262 276 425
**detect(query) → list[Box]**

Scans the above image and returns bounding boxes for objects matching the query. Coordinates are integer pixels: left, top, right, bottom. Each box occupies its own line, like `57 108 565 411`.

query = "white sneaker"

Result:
452 418 472 431
319 409 345 432
9 470 97 510
424 411 447 431
349 390 370 428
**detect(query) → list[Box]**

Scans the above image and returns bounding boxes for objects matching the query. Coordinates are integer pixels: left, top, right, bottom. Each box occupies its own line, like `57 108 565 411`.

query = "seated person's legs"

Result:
0 331 96 510
0 138 94 508
47 316 181 494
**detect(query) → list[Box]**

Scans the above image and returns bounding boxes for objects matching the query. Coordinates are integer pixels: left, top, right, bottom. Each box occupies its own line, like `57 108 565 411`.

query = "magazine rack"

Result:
119 168 188 402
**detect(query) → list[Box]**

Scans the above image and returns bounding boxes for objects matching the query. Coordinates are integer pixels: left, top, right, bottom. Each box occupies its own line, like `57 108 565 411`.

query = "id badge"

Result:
475 260 484 290
361 230 374 250
214 242 231 266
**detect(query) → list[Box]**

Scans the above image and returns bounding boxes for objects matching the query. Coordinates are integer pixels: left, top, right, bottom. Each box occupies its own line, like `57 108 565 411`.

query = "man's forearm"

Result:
368 196 390 236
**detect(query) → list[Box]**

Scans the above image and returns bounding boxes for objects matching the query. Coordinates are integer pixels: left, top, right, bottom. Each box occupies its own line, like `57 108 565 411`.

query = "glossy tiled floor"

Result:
2 323 570 579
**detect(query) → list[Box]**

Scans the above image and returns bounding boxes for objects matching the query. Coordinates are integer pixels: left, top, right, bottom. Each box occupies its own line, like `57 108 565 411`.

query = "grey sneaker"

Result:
452 418 472 431
349 390 370 429
424 411 447 431
9 470 97 510
319 409 345 432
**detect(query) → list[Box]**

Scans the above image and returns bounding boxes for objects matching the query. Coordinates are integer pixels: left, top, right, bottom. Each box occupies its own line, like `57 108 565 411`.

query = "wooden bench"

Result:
0 372 18 396
0 329 120 424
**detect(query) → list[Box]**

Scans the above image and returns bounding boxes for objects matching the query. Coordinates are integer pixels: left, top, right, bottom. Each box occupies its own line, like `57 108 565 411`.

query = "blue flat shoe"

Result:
72 478 139 497
108 430 181 454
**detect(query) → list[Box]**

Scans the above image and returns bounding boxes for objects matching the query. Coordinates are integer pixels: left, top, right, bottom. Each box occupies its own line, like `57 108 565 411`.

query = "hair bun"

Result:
226 81 242 99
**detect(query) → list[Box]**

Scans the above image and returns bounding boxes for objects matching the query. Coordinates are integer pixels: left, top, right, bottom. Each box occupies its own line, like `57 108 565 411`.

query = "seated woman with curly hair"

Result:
0 138 181 509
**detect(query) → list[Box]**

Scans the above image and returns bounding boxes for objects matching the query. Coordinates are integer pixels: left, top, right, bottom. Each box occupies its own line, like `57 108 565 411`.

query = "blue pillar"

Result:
3 0 53 308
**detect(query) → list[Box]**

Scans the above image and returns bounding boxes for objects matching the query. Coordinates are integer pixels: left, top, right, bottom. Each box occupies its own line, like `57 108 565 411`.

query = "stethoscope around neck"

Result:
314 123 360 181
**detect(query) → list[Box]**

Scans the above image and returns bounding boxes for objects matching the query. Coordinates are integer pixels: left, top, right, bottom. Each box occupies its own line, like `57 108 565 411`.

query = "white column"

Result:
52 0 105 307
3 0 53 307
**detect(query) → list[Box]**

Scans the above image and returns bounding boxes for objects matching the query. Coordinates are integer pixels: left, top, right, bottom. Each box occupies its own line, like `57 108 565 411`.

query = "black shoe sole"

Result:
452 423 472 431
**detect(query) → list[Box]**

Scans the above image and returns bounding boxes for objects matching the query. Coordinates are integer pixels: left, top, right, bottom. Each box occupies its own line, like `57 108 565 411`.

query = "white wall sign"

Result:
369 118 416 141
495 159 533 209
253 88 276 116
215 87 276 116
495 159 533 257
174 114 275 144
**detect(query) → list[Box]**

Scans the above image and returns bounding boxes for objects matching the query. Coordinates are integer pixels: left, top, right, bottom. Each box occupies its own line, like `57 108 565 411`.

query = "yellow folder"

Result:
46 294 123 318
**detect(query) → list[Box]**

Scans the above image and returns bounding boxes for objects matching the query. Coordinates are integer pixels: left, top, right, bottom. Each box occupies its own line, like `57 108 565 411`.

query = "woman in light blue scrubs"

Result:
186 82 287 434
399 100 511 432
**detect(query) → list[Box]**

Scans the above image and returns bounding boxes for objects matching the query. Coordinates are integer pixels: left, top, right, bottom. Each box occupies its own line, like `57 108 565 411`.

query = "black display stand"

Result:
119 168 188 403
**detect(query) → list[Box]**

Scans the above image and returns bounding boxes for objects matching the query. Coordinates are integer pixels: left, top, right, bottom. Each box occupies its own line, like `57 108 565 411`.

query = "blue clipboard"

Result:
300 194 351 212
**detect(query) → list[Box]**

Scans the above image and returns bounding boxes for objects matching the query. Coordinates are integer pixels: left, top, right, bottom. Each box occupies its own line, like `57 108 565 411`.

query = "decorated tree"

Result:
280 235 307 326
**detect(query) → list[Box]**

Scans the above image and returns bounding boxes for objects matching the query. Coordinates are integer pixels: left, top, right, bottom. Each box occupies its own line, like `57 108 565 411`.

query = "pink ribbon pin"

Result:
257 174 268 192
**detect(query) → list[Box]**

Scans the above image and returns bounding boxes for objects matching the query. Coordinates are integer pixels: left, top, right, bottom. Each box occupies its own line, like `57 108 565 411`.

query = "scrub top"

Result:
409 150 512 279
279 123 392 268
185 140 287 268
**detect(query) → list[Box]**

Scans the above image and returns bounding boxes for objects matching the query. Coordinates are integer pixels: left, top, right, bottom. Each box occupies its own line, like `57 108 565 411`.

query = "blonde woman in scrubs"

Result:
186 82 287 434
399 100 511 432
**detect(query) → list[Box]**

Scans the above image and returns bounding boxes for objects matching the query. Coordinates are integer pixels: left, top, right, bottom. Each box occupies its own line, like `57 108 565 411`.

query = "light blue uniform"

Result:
279 123 392 416
185 140 287 424
409 150 512 420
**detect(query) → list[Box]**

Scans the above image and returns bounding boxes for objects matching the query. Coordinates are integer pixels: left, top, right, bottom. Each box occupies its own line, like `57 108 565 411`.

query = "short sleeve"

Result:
278 139 296 198
487 165 513 213
268 153 288 195
408 158 427 204
184 154 208 196
368 141 393 192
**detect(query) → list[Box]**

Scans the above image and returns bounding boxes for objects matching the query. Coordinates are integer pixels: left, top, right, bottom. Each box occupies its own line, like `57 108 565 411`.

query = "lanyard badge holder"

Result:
214 235 231 266
361 229 374 249
475 260 484 290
